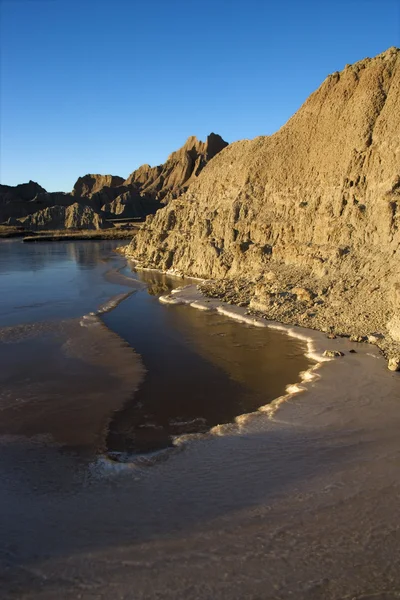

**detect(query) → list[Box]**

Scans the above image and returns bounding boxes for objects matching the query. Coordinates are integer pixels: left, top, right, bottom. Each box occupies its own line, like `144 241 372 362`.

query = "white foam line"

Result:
217 306 267 327
189 301 211 311
157 289 335 432
125 260 203 282
97 292 133 314
159 295 183 305
80 314 102 328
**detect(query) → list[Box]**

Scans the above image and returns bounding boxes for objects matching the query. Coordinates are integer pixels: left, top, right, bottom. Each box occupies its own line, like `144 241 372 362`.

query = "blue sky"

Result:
1 0 399 192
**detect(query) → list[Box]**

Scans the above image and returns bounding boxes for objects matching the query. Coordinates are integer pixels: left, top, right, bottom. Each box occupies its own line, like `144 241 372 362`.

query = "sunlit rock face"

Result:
70 134 228 219
126 48 400 353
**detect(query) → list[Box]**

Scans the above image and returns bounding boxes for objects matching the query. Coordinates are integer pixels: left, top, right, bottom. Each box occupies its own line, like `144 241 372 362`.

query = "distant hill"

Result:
0 133 228 226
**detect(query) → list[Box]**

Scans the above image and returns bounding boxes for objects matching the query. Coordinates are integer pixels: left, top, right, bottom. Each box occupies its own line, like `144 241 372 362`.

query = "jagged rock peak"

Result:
124 133 228 202
72 174 125 198
167 133 228 162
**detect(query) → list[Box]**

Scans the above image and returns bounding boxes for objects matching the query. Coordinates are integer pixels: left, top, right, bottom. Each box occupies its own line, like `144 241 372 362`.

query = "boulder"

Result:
388 357 400 371
291 287 315 302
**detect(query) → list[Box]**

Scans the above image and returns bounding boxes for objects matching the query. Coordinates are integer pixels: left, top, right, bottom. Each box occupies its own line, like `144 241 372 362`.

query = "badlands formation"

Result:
124 48 400 366
0 133 227 228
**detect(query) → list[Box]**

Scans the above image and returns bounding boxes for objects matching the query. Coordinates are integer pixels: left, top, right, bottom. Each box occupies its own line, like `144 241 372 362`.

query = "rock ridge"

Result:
21 203 108 230
124 47 400 362
1 134 228 226
123 133 228 205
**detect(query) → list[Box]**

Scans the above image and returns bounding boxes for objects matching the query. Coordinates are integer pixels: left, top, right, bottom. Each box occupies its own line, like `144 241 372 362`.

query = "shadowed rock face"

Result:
72 174 125 198
0 184 76 223
125 47 400 354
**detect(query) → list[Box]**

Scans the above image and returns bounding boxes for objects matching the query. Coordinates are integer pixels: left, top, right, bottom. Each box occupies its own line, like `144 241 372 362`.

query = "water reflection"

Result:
0 240 129 326
1 242 311 459
123 264 193 296
104 270 311 456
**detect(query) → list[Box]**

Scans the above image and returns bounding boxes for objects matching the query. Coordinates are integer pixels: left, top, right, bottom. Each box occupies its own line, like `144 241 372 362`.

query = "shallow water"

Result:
0 239 309 456
104 269 310 454
0 239 126 326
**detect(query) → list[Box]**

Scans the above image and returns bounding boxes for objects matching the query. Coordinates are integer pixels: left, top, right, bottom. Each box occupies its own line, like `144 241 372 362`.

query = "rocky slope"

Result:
124 47 400 364
21 203 108 230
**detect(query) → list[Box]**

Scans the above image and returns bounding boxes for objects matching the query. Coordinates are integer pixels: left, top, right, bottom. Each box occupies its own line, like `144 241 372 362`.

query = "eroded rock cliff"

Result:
21 203 107 230
0 181 74 222
125 48 400 359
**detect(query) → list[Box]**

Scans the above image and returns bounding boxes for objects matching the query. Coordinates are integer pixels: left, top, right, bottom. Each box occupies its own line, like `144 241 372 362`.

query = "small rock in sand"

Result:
350 335 367 342
388 358 400 372
368 333 384 344
291 287 315 302
323 350 345 358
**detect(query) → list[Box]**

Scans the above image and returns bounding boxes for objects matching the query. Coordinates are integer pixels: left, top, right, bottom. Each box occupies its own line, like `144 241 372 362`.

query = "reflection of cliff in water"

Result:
0 239 122 274
162 304 312 397
104 283 310 456
124 264 194 296
66 241 121 269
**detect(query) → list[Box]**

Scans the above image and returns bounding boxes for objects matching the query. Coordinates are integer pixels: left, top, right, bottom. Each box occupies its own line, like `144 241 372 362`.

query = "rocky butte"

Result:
0 133 228 228
123 47 400 367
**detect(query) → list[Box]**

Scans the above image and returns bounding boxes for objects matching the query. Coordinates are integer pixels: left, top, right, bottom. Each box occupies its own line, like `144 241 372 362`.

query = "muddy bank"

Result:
23 228 138 242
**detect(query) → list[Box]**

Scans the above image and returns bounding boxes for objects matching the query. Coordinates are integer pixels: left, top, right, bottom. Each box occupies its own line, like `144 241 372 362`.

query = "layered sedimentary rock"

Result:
21 203 107 230
125 48 400 357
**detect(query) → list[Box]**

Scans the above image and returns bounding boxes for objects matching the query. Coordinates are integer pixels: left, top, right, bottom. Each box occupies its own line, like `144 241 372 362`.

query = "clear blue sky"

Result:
1 0 399 192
